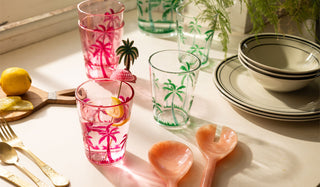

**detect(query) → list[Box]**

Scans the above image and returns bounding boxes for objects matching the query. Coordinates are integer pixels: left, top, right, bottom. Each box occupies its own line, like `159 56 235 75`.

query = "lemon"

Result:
0 67 32 96
0 96 33 111
106 97 124 118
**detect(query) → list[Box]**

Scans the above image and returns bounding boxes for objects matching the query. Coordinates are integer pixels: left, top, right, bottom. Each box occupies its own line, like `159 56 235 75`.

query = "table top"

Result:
0 9 319 187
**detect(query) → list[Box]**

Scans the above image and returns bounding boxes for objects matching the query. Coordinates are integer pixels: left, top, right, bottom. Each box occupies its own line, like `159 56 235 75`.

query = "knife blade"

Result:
0 166 34 187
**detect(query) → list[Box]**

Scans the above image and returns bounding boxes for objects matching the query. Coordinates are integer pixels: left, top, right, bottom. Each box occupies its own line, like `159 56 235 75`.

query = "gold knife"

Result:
0 166 34 187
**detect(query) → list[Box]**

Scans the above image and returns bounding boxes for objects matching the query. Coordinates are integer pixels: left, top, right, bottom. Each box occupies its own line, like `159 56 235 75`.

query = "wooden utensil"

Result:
0 86 75 121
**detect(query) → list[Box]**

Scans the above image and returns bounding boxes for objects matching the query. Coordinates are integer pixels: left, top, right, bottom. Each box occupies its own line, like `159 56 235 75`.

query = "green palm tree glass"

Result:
176 5 217 67
137 0 182 37
149 50 201 128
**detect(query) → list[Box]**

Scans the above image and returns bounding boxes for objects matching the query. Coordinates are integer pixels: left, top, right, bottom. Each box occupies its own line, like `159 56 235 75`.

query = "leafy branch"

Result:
186 0 236 54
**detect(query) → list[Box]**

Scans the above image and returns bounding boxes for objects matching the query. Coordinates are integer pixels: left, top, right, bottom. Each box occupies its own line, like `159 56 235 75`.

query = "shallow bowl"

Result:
238 55 318 92
239 33 320 75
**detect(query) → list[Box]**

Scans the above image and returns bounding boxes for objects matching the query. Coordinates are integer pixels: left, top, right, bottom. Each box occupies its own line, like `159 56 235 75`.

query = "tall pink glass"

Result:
78 22 124 79
75 79 134 164
77 0 125 79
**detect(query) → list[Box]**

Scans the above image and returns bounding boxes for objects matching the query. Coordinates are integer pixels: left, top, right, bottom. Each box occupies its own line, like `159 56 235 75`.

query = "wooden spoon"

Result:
148 141 193 187
196 124 238 187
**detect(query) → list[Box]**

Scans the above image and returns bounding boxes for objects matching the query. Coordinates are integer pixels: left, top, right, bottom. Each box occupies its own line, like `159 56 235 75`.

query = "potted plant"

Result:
188 0 320 54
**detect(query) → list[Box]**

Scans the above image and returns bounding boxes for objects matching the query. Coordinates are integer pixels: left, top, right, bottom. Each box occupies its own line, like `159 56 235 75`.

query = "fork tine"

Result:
0 116 15 141
0 117 8 141
1 116 17 138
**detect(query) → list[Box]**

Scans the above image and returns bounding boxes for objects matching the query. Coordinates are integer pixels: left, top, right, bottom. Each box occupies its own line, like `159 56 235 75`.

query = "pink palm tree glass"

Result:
75 79 134 165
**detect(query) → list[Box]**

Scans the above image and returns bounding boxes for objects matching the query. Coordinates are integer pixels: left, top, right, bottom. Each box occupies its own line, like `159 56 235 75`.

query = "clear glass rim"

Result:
78 20 125 32
75 79 135 108
148 49 201 74
176 5 218 20
77 0 125 17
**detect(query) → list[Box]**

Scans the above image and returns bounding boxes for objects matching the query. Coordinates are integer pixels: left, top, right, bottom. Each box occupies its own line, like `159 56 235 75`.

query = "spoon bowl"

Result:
148 140 193 187
196 124 238 187
0 142 50 187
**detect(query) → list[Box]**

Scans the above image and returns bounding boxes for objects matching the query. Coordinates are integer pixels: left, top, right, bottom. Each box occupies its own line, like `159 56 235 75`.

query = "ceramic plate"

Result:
213 56 320 121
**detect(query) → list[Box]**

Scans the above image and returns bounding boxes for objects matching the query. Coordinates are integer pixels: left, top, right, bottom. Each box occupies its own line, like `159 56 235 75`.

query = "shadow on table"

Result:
233 106 320 142
165 116 253 187
93 151 165 187
165 116 300 186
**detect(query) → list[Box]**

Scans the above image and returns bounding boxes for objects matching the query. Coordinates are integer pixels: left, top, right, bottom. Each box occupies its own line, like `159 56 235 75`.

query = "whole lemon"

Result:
0 67 32 95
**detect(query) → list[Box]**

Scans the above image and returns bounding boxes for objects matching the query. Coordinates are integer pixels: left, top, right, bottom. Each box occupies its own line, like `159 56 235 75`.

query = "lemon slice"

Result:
7 100 33 110
106 97 124 118
112 116 130 127
0 96 21 110
0 96 33 111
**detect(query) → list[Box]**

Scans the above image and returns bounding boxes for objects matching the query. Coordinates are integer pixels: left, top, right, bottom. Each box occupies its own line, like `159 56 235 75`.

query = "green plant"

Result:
243 0 320 42
187 0 320 54
187 0 235 54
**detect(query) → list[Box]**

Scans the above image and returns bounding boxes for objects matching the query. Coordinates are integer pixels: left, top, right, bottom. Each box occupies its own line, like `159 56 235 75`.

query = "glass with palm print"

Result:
149 50 201 128
75 79 134 164
137 0 182 37
78 22 124 79
176 5 217 67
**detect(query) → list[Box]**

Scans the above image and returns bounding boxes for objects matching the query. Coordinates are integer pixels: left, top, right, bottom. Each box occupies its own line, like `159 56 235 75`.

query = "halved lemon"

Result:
106 97 124 118
0 96 33 111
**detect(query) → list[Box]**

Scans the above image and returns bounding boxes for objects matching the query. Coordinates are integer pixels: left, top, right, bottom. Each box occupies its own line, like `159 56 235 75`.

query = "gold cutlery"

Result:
0 142 51 187
0 117 69 187
0 166 34 187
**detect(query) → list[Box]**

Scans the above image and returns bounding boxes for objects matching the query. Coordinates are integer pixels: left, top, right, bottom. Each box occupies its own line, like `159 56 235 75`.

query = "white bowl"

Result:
239 33 320 75
238 52 320 79
238 55 318 92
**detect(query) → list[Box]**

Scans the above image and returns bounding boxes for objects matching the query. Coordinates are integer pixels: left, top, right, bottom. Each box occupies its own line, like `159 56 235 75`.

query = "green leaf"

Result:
164 92 173 101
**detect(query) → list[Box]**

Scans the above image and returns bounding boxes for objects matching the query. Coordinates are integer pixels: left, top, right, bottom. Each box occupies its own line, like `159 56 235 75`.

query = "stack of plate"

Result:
238 33 320 92
213 47 320 121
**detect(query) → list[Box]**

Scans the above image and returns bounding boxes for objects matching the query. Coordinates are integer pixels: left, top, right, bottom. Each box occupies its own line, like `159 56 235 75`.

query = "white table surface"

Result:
0 9 319 187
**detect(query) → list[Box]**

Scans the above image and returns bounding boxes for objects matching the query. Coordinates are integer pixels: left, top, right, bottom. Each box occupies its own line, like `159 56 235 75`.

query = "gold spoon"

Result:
196 124 238 187
148 140 193 187
0 142 51 187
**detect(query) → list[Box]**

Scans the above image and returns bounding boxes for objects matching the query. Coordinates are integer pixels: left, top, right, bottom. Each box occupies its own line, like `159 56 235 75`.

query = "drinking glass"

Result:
78 22 124 79
149 50 201 128
137 0 182 37
176 5 217 67
75 79 134 164
77 0 125 79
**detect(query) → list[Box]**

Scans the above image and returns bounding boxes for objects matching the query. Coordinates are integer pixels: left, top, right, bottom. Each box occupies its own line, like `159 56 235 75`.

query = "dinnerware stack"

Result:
238 33 320 92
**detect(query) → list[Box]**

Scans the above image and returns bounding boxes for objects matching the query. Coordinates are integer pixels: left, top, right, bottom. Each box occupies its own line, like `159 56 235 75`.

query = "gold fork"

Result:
0 117 70 187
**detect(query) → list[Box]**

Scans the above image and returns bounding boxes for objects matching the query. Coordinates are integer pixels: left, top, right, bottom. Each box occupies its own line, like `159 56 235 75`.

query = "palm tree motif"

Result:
89 41 112 78
163 79 185 125
177 25 187 44
85 135 99 150
88 22 120 78
179 62 196 109
162 0 180 21
179 62 195 87
137 0 144 16
188 44 205 62
205 29 214 42
103 9 121 29
96 124 120 162
188 18 202 35
120 134 128 150
152 73 159 88
147 0 162 30
152 97 162 112
116 38 139 71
